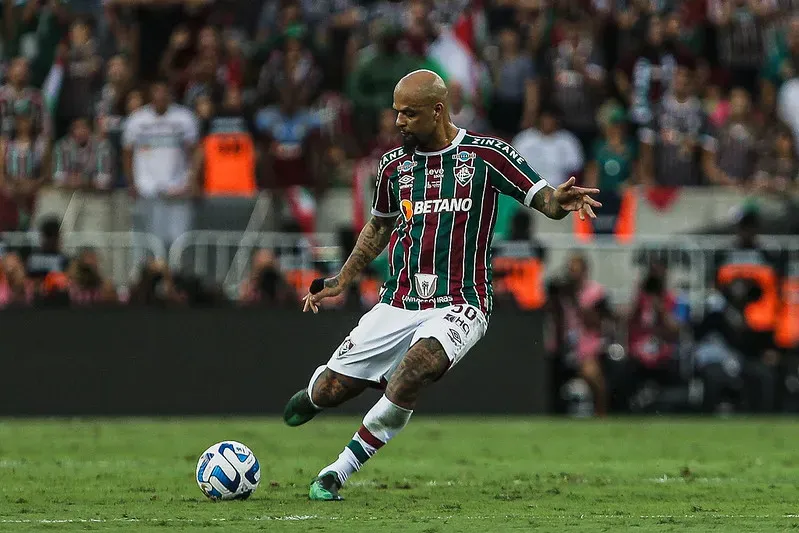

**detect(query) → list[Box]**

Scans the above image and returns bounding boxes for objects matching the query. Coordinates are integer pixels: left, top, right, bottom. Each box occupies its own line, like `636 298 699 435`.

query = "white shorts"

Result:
325 303 488 385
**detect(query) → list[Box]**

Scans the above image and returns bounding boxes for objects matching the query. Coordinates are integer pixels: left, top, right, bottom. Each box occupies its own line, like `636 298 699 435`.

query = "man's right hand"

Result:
302 277 344 314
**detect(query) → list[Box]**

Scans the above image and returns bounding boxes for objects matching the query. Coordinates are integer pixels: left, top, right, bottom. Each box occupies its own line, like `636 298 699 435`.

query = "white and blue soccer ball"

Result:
195 441 260 501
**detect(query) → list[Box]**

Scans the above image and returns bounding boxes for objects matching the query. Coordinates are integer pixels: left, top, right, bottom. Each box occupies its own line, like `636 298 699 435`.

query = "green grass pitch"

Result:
0 417 797 532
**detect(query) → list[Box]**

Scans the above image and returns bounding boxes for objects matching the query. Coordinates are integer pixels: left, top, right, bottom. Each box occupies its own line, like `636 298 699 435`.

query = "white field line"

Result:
2 515 799 524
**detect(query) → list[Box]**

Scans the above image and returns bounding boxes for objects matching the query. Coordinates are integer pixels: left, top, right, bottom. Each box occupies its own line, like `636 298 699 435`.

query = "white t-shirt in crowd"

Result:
512 128 585 187
778 78 799 155
122 104 199 198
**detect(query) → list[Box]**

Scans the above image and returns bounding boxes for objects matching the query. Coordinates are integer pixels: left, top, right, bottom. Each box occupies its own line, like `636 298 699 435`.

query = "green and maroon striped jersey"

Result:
371 128 550 316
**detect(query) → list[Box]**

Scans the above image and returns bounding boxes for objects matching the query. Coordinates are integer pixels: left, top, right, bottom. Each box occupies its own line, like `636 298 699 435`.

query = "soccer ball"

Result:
195 441 260 501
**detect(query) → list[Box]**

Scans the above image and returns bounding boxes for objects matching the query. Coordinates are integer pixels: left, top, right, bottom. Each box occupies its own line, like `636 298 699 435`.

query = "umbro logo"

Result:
398 174 414 190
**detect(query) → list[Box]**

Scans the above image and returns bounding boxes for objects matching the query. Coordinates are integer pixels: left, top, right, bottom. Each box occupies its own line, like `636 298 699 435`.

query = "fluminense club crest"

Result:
452 151 476 186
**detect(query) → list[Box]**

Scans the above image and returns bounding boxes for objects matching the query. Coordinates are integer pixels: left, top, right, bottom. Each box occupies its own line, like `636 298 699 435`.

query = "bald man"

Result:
284 70 601 500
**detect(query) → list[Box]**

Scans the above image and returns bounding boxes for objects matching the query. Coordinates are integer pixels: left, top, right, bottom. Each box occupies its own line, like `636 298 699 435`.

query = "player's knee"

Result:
386 338 449 406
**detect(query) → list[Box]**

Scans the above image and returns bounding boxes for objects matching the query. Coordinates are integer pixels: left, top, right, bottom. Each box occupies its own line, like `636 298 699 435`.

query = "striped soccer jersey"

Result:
371 128 549 317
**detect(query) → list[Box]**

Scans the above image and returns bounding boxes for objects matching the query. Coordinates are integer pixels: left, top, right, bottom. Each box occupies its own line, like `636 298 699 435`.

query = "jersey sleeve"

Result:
488 149 551 208
371 161 399 217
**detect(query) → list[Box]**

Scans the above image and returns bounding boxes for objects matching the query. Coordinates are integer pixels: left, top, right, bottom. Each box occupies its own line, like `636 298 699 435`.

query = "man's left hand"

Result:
554 177 602 220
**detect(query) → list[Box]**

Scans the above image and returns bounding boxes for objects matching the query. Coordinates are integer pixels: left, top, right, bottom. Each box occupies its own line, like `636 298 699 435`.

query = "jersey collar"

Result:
414 127 466 156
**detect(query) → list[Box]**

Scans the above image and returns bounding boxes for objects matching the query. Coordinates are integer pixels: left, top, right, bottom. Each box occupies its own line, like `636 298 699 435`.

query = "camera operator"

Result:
698 209 784 412
621 259 683 408
545 253 615 416
67 248 117 306
130 258 173 307
240 249 292 307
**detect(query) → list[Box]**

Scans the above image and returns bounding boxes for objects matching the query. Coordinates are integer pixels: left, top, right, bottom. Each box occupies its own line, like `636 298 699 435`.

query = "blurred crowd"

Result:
0 0 797 238
1 0 799 414
545 206 799 416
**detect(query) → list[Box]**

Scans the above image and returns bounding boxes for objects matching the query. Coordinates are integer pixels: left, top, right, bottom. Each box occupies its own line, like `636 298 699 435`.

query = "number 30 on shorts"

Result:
450 305 478 320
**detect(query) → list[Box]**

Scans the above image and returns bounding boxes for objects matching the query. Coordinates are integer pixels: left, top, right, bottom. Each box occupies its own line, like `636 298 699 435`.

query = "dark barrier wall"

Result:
0 309 548 415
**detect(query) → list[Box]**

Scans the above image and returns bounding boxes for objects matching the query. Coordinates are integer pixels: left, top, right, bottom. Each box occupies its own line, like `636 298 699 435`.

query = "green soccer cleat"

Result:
283 389 321 427
309 472 343 501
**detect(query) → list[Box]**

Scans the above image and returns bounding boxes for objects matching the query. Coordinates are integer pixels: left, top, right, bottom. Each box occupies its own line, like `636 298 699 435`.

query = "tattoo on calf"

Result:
311 369 369 408
385 338 449 409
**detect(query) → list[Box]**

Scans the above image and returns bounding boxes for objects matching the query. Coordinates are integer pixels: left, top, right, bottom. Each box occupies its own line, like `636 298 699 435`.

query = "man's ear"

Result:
434 102 444 118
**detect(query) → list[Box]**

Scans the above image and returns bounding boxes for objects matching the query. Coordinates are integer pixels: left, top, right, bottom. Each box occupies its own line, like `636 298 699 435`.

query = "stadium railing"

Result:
167 231 342 299
2 231 797 309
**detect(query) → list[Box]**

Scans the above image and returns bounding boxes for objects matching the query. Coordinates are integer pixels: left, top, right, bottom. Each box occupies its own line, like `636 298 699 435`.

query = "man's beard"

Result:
401 132 420 154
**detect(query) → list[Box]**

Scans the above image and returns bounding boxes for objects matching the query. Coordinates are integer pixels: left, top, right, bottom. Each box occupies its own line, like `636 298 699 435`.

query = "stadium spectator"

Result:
615 14 693 132
693 287 747 413
584 103 636 192
240 249 293 306
67 248 117 305
194 86 258 197
707 209 784 412
762 16 799 109
777 75 799 155
95 55 133 186
545 14 605 153
711 87 759 187
6 0 70 88
367 108 403 161
449 80 489 133
346 21 421 139
193 93 215 123
170 271 226 308
159 26 196 93
129 258 173 307
25 216 69 282
702 70 732 128
183 54 225 110
547 253 614 416
639 58 719 186
52 117 113 191
622 259 683 407
488 27 538 139
0 57 51 143
55 17 103 140
133 1 215 84
0 100 48 231
256 85 323 191
707 0 772 97
222 30 246 90
0 252 34 308
256 0 306 47
124 88 144 116
512 107 584 188
612 0 659 54
257 29 322 108
752 122 799 193
123 79 199 248
400 0 438 57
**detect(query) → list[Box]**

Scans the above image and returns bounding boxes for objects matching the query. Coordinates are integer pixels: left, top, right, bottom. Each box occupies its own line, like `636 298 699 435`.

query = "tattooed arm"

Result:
531 186 569 220
531 180 601 221
337 215 395 285
303 215 396 313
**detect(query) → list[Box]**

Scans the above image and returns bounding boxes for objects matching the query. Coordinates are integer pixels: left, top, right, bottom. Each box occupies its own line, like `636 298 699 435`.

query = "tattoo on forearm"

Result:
337 216 394 285
531 187 568 220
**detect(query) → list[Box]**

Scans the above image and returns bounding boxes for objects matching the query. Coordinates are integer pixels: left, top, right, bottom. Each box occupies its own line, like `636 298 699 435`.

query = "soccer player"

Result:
283 70 601 500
